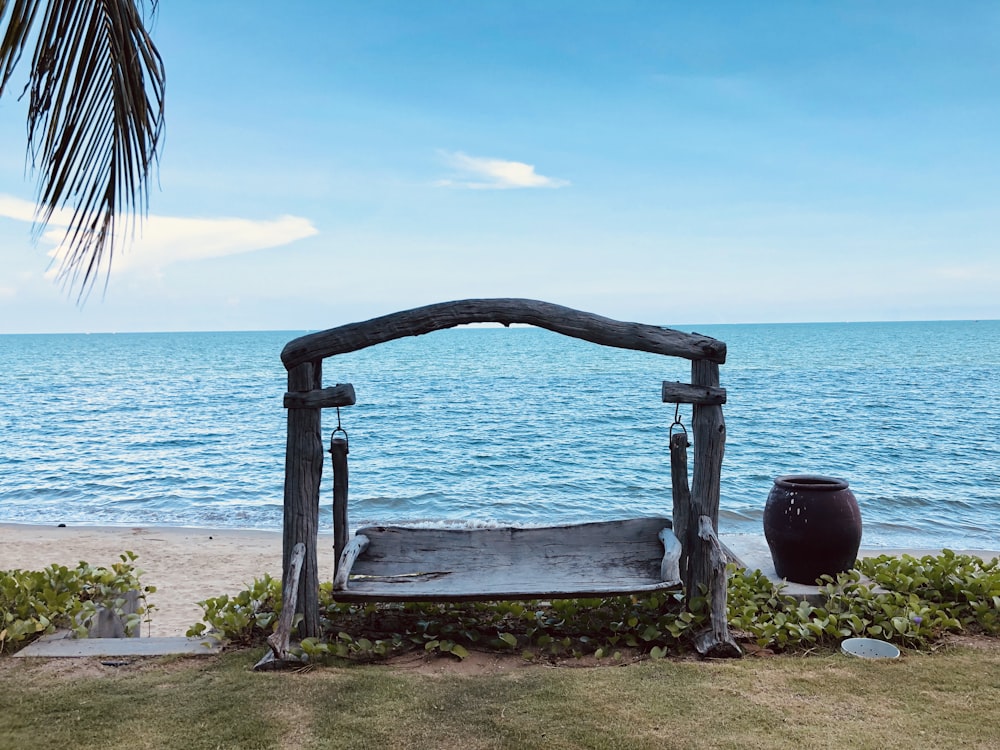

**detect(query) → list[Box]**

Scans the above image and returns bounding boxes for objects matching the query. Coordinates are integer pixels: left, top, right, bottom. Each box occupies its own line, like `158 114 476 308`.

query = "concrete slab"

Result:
13 631 222 658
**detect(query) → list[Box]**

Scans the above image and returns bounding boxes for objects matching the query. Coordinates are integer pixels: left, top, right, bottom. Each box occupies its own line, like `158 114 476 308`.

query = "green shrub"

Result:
186 574 281 646
729 551 998 651
1 551 155 654
858 550 1000 635
189 582 711 663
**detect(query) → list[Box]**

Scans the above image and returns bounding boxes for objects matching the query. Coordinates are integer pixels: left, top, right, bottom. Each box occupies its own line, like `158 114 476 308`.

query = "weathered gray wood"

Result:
658 528 682 583
281 299 726 369
331 518 681 602
81 589 142 638
330 436 349 577
267 542 305 660
661 381 727 405
284 384 356 409
694 515 741 658
282 361 323 638
669 430 693 589
253 649 305 671
332 534 370 590
688 360 726 607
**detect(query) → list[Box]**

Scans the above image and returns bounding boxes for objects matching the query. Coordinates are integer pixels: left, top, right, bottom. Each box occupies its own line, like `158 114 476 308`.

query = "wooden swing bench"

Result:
277 299 733 656
331 518 682 602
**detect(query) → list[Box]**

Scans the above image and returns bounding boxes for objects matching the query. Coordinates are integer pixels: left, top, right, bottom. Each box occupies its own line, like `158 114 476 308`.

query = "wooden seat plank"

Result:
332 517 681 602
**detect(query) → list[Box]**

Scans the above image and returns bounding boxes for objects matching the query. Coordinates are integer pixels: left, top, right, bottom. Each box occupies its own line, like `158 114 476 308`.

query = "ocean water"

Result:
1 321 998 550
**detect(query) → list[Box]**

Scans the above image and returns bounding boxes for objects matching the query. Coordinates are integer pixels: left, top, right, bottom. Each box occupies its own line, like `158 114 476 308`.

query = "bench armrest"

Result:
333 534 370 591
658 528 682 583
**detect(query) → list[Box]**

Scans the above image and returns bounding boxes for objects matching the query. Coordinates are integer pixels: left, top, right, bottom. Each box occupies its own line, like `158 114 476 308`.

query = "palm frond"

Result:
0 0 165 298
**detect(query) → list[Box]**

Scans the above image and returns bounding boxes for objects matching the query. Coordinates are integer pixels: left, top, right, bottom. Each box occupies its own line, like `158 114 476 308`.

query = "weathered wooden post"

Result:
282 360 324 638
330 434 350 579
669 425 693 589
261 541 306 667
662 371 727 597
689 360 725 596
694 516 740 657
663 360 738 656
688 359 739 656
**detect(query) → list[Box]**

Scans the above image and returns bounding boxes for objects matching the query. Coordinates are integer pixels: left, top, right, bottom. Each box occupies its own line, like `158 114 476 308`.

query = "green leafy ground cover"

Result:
4 550 996 661
1 552 154 653
186 550 999 662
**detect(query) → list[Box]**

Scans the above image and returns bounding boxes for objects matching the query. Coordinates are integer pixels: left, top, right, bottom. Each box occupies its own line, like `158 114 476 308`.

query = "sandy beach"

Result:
0 523 336 637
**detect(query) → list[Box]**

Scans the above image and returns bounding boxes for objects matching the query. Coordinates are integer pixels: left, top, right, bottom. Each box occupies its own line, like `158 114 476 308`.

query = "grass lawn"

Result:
2 641 998 750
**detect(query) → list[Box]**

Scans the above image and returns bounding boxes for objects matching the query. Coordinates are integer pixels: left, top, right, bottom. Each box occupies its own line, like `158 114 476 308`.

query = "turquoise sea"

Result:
1 320 998 549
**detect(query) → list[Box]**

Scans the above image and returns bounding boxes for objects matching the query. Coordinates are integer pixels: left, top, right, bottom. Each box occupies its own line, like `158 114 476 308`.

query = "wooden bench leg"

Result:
694 516 741 658
254 542 307 670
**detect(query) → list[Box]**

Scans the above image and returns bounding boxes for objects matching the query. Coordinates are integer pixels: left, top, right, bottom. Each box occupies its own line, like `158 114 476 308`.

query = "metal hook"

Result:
669 403 690 445
329 407 348 450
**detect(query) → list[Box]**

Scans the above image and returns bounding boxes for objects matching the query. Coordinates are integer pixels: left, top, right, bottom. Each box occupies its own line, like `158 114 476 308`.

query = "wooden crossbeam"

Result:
282 299 727 368
661 381 727 405
283 383 356 409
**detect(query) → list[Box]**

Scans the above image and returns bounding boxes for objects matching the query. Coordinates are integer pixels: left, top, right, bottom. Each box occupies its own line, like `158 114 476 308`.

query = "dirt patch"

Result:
377 649 527 676
0 652 213 683
934 634 1000 652
374 646 658 676
0 654 157 680
0 655 108 680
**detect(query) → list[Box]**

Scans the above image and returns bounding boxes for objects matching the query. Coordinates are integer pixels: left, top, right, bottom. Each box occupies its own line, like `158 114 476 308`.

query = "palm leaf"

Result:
0 0 165 298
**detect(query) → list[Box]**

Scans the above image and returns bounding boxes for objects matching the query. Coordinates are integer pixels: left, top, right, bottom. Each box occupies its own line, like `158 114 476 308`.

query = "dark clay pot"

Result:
763 475 862 584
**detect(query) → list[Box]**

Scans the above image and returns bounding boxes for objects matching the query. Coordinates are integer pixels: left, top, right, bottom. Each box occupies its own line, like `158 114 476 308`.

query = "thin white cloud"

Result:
436 151 569 190
0 194 75 225
50 214 319 276
931 264 997 282
0 194 318 276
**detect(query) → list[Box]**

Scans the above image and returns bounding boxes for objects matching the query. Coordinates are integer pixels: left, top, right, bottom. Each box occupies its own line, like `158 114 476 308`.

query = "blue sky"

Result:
1 1 998 333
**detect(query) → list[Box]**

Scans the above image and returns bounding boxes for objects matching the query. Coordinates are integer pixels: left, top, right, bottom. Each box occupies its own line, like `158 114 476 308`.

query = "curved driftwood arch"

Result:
278 299 735 658
281 298 726 368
